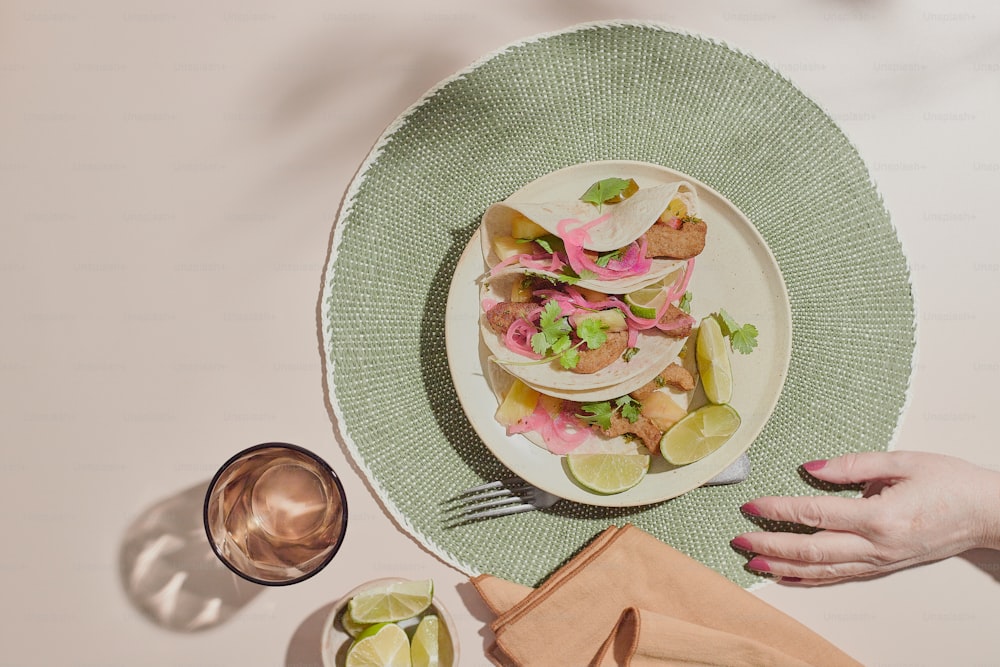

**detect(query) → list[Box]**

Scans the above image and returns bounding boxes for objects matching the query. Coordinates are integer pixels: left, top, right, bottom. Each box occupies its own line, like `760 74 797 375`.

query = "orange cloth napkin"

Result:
471 524 862 667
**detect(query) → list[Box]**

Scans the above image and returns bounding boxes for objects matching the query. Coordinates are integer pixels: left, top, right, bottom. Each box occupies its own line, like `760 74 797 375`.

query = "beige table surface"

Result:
3 0 1000 664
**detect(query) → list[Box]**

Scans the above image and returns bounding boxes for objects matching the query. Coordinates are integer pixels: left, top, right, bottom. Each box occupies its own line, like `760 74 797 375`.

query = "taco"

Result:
479 269 695 399
481 179 706 294
487 359 697 457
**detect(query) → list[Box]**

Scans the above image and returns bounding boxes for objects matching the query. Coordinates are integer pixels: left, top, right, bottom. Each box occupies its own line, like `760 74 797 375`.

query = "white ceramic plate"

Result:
445 160 792 507
321 577 458 667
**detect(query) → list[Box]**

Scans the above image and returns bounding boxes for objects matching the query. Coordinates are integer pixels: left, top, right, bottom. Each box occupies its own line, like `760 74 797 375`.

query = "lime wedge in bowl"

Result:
410 614 441 667
346 623 410 667
348 579 434 624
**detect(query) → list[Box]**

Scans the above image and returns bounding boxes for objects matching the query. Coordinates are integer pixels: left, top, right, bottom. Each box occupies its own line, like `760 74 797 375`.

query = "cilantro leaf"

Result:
717 309 741 337
578 396 642 429
622 346 639 362
731 323 759 355
538 301 569 337
580 177 632 209
713 309 759 355
578 269 598 281
595 248 625 268
615 396 642 423
678 291 692 314
560 347 580 369
578 402 613 429
530 331 548 355
576 317 608 350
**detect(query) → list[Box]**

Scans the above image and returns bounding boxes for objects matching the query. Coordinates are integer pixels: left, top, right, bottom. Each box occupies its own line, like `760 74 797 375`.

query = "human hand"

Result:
732 451 1000 585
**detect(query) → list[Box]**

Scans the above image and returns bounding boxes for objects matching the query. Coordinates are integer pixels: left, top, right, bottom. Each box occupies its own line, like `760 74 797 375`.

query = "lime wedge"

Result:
340 607 369 638
566 453 650 494
659 404 741 465
410 615 440 667
696 316 733 404
348 579 434 624
624 284 667 319
346 623 411 667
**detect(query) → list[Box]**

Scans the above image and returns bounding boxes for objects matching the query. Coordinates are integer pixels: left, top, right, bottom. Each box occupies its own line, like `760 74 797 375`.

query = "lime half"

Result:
566 453 650 494
346 623 411 667
410 615 441 667
696 316 733 404
659 404 741 465
348 579 434 624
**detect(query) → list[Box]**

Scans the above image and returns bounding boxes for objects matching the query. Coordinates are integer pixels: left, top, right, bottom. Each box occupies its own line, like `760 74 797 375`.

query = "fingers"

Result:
744 554 877 583
802 451 914 485
732 529 877 565
742 494 870 531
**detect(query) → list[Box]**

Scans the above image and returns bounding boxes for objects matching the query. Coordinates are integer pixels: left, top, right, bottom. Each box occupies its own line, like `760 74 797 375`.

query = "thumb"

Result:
802 451 914 485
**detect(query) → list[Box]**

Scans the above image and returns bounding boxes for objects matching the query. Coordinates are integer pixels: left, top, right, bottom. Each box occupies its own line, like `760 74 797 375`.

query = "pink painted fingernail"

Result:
730 536 754 551
747 557 770 573
741 502 762 516
802 459 827 472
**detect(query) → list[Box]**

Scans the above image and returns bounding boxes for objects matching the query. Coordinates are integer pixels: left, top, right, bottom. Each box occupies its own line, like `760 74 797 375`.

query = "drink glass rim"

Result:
203 441 349 586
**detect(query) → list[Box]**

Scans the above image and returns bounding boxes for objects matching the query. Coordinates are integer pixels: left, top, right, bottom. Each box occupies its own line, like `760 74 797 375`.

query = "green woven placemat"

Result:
321 21 915 588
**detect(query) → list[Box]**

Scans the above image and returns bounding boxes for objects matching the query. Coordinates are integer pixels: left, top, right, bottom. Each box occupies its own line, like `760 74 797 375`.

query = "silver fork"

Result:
445 477 560 525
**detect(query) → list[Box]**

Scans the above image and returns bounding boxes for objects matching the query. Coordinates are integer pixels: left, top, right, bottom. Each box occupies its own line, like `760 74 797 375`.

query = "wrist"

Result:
973 466 1000 551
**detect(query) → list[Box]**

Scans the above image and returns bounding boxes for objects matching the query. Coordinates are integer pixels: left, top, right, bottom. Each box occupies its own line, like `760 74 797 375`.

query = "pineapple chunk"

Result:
641 392 687 431
495 379 540 427
493 235 524 261
569 309 627 332
658 197 688 222
510 213 547 240
510 275 534 303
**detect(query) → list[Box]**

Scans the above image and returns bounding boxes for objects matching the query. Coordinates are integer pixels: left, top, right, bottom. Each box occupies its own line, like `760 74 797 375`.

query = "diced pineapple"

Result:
495 379 540 427
493 235 524 261
658 197 688 222
569 309 627 332
510 275 534 303
641 392 688 431
538 394 563 417
510 213 548 240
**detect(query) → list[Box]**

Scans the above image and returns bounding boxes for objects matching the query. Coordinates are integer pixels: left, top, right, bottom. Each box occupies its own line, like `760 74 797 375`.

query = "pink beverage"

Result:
204 443 348 585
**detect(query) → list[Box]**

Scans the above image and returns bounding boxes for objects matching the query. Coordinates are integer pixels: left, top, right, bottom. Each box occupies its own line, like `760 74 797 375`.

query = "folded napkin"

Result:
472 524 862 667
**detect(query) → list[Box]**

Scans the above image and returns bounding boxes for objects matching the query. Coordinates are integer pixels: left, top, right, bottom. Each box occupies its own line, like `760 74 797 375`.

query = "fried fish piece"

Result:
658 305 695 339
629 363 696 400
485 301 537 335
645 217 707 259
600 410 662 455
571 331 629 374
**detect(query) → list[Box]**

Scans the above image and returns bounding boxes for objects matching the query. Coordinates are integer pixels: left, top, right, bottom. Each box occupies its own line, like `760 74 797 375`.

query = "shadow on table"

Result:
286 601 337 667
961 549 1000 584
118 481 262 632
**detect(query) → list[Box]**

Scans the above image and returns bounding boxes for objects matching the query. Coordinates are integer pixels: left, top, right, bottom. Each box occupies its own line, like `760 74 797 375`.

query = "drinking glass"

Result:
203 442 348 585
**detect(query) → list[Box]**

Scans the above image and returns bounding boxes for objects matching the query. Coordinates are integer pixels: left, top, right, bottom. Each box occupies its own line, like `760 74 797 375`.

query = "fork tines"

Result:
444 477 538 525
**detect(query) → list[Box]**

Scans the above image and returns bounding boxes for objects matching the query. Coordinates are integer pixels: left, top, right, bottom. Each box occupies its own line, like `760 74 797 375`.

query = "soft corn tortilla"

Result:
480 271 688 399
480 181 697 294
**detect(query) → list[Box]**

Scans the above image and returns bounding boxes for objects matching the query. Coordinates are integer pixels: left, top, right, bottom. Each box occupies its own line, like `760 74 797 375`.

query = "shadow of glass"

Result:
119 481 262 632
285 601 336 667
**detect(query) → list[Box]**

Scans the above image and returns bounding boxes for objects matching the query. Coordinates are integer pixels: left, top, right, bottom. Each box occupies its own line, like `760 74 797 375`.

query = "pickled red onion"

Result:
507 402 589 454
504 319 542 359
